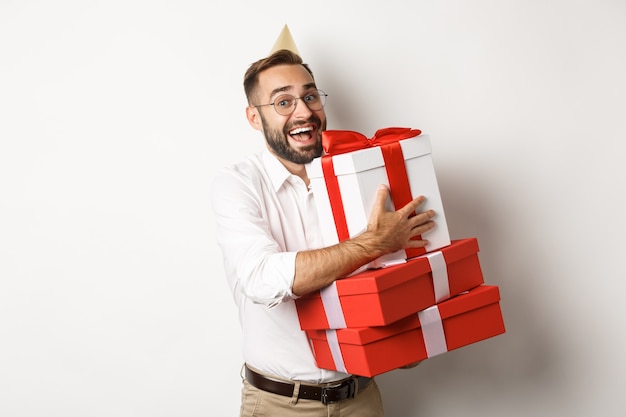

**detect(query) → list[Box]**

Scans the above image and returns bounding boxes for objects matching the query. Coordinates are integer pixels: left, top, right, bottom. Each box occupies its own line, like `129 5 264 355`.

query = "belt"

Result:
244 365 372 405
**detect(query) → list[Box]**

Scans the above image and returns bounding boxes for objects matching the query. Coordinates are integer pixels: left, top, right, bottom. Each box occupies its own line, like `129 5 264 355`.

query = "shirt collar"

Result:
262 149 294 193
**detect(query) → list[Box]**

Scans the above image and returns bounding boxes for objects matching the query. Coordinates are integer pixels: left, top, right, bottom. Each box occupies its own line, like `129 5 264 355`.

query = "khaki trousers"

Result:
239 376 385 417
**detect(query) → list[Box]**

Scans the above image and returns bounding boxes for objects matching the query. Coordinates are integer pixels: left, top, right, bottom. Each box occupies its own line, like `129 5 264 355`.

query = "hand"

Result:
362 185 436 255
293 186 436 296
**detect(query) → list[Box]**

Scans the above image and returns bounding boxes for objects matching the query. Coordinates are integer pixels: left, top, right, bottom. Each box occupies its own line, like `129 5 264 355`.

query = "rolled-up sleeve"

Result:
211 161 298 308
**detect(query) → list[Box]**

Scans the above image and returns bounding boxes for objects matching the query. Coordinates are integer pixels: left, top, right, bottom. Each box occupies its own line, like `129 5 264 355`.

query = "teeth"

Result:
290 127 312 135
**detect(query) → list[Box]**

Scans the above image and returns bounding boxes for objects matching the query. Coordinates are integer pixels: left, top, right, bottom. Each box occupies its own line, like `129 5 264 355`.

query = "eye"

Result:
304 92 320 103
275 96 294 108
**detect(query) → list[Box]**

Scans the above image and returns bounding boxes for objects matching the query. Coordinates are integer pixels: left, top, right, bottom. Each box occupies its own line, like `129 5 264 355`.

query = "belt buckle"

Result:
321 378 356 405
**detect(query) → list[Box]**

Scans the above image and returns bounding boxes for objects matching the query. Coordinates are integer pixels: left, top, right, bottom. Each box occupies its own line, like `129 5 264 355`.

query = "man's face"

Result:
252 64 327 165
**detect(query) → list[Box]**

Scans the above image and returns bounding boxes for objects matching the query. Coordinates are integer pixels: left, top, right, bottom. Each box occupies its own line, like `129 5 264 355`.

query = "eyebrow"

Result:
269 82 317 98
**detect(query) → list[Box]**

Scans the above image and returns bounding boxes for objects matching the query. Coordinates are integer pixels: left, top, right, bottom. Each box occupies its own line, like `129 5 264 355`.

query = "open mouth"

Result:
289 126 314 142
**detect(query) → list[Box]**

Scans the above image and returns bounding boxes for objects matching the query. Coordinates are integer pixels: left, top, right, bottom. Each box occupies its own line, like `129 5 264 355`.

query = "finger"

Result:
371 184 390 214
410 209 436 227
406 219 435 246
405 236 430 248
411 219 436 235
398 195 426 218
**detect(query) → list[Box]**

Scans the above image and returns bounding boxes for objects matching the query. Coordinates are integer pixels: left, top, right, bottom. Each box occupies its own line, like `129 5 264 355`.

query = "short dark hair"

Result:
243 49 315 104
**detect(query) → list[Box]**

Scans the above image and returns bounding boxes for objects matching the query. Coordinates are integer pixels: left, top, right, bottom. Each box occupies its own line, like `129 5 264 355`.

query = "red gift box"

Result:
306 285 506 377
295 238 484 330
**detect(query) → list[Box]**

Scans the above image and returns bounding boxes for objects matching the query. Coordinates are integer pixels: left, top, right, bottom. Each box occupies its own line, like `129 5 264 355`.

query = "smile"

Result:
289 126 313 135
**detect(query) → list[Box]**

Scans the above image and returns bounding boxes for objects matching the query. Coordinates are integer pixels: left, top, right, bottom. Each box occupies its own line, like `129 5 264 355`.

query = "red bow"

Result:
322 127 422 156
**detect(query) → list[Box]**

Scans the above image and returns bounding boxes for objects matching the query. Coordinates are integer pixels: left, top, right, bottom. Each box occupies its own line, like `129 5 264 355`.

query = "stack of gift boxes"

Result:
295 127 506 378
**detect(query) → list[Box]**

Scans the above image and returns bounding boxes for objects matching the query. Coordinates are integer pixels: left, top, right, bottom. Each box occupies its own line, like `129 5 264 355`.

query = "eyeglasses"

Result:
254 89 328 116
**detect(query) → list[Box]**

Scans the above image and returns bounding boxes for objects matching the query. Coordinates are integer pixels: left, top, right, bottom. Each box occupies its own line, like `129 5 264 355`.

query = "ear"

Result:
246 106 263 131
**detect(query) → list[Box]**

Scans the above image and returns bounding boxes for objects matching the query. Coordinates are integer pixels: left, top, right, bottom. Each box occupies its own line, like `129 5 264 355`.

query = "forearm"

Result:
291 230 385 296
291 188 437 296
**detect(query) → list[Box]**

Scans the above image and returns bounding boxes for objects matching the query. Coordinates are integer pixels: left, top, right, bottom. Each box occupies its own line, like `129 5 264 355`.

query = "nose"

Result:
292 97 314 118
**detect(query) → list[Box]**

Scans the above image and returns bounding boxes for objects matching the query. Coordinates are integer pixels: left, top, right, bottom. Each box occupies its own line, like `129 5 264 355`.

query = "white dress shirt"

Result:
211 149 351 383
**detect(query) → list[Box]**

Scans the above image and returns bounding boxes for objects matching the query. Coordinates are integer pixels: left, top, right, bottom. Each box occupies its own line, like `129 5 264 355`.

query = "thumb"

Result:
371 184 390 214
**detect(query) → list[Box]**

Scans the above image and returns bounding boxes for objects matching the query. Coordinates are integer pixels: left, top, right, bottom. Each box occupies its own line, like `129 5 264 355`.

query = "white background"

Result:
1 1 625 416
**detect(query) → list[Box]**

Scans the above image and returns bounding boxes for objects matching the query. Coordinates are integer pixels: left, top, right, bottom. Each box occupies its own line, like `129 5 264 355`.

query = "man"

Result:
211 42 435 416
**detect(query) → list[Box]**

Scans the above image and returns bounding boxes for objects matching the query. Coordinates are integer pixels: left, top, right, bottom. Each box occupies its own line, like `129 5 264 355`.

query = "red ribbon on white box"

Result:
418 305 448 357
320 128 426 258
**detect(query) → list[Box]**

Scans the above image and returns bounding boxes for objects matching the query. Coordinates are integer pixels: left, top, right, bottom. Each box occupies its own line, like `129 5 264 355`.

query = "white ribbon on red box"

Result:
319 250 451 329
417 305 448 357
325 329 348 373
320 283 347 329
321 303 449 373
424 251 450 303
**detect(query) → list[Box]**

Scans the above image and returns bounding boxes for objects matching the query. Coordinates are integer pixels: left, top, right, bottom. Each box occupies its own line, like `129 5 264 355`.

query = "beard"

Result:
260 113 326 164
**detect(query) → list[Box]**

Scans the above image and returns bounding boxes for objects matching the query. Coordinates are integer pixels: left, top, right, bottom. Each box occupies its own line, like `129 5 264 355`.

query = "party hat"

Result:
270 24 301 56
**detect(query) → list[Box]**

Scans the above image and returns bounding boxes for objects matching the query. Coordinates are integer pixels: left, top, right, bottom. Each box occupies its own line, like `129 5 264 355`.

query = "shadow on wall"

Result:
377 167 568 415
309 46 576 414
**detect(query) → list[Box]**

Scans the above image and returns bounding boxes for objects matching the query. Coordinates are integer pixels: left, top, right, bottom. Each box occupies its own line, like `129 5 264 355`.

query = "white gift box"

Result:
306 131 450 268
